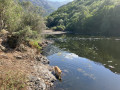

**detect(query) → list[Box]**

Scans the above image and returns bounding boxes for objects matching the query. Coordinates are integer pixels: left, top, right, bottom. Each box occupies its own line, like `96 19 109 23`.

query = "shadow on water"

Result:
43 34 120 90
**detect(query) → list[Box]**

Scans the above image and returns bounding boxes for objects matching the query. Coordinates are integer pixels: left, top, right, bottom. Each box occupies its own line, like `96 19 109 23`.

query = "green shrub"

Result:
52 25 65 31
22 13 46 34
12 26 35 44
51 26 57 30
56 25 65 31
0 0 23 32
29 40 42 52
0 0 46 47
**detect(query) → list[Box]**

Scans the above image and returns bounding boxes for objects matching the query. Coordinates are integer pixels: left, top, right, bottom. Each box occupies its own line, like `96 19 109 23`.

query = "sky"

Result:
48 0 73 2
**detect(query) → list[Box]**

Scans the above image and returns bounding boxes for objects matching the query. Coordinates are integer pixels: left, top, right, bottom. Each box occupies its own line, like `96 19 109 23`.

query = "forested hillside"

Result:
20 0 55 15
20 0 68 15
47 0 120 36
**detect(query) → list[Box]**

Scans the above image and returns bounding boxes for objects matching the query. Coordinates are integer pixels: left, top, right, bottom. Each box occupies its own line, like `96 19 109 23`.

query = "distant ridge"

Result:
20 0 70 15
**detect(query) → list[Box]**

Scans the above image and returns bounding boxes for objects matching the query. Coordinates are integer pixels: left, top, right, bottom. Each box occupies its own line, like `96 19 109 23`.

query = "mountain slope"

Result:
20 0 54 15
48 1 66 10
47 0 120 36
31 0 54 14
48 0 73 10
20 0 70 15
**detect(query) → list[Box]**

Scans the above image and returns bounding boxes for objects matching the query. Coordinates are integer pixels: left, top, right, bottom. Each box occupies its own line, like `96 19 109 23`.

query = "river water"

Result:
43 34 120 90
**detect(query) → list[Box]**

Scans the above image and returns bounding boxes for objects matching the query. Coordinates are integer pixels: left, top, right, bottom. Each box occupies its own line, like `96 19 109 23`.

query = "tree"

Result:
58 19 64 25
47 0 120 36
0 0 22 32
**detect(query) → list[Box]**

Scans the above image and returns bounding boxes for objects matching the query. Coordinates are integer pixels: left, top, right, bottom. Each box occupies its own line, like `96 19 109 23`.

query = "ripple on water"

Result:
44 36 120 90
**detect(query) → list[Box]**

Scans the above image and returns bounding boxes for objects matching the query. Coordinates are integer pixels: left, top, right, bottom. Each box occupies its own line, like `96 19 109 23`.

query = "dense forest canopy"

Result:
47 0 120 36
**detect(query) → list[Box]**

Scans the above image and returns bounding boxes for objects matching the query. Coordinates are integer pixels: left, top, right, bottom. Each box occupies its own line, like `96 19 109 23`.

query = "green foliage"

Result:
33 41 42 50
56 25 65 31
13 26 37 40
52 25 65 31
20 1 44 15
29 40 42 51
51 26 57 30
20 0 55 16
0 0 23 32
19 1 46 34
0 0 46 48
22 13 45 34
47 0 120 36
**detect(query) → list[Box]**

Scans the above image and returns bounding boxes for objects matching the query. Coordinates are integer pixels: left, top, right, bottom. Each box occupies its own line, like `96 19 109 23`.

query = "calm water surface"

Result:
43 34 120 90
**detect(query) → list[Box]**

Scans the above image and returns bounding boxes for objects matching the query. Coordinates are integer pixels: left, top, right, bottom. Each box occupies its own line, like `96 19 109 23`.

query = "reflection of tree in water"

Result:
47 34 120 74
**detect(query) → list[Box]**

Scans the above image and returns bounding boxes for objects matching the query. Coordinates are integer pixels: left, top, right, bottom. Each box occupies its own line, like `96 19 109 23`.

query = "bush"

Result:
0 0 23 32
22 13 46 34
52 25 65 31
0 0 46 49
29 40 42 52
6 26 39 49
13 26 38 40
56 25 65 31
51 26 57 30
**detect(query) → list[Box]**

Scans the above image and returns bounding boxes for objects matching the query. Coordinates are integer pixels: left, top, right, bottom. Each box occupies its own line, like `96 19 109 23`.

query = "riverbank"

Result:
0 32 56 90
42 30 69 35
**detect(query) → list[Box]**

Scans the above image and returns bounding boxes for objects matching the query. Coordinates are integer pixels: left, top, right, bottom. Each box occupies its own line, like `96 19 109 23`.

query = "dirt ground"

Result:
0 35 56 90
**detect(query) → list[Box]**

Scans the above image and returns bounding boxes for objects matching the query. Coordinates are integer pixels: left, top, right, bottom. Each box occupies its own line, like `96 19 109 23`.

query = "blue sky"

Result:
48 0 73 2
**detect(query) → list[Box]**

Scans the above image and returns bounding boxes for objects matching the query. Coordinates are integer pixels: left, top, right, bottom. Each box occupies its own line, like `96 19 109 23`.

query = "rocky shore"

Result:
0 32 56 90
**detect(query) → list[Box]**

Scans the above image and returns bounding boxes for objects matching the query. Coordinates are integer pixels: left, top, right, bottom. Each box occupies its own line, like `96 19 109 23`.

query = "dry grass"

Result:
0 46 35 90
0 70 28 90
0 39 44 90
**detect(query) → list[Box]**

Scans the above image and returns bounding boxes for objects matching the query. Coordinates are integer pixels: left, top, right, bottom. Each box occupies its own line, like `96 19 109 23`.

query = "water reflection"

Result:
47 52 120 90
44 34 120 90
46 34 120 74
